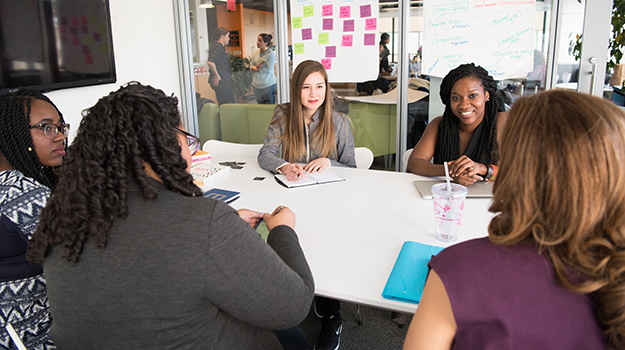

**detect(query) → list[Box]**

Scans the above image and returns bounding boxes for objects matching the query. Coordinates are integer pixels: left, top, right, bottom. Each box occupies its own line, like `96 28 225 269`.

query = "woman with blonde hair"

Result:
258 59 355 180
258 60 355 350
404 90 625 349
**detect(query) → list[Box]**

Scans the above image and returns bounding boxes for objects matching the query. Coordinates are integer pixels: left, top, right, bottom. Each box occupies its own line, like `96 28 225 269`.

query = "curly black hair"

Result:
0 90 65 188
433 63 501 165
27 82 202 264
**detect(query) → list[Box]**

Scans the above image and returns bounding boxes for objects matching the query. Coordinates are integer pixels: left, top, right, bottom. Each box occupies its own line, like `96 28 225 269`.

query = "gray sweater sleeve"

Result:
204 201 314 330
258 106 288 173
330 112 356 168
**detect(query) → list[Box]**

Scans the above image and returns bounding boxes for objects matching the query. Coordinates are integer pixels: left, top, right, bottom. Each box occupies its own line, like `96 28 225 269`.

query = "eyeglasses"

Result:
30 123 70 139
174 127 200 156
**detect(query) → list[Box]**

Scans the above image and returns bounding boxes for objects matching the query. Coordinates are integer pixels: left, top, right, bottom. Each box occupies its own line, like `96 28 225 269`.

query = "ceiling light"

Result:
199 0 214 8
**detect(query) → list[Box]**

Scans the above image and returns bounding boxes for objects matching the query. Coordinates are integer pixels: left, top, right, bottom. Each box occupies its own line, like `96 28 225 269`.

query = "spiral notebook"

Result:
382 241 445 304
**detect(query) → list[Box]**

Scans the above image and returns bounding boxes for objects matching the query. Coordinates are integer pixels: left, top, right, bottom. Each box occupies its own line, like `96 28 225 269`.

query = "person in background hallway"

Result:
379 33 392 75
407 63 507 186
27 82 314 350
404 90 625 349
207 27 235 105
258 60 355 350
0 90 69 350
251 33 277 104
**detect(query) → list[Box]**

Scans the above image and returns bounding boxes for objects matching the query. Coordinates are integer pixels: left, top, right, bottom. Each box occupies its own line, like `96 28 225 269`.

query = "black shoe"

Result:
315 312 342 350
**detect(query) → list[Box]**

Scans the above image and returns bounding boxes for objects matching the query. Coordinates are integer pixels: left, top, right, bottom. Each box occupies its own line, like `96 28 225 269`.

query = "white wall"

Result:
46 0 181 143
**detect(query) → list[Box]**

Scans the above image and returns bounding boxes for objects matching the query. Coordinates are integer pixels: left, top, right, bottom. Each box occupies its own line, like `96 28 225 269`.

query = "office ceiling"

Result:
231 1 424 13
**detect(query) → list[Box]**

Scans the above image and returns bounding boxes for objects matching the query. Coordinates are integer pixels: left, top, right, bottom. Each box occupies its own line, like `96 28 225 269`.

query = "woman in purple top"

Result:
404 90 625 349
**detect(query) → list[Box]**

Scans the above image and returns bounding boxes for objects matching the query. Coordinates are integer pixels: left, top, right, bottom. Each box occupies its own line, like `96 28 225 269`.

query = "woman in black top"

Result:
207 27 235 105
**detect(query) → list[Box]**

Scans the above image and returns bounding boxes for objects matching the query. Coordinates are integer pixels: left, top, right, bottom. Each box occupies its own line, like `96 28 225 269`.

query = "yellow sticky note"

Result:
318 32 329 44
292 17 302 29
294 43 305 54
303 5 314 17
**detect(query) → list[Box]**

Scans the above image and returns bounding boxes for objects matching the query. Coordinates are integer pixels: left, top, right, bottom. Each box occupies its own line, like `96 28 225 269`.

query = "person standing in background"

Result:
207 27 235 105
379 33 392 75
250 33 277 104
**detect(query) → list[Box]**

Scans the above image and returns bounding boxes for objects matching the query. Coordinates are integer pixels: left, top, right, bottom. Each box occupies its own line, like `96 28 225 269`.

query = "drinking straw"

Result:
443 162 451 191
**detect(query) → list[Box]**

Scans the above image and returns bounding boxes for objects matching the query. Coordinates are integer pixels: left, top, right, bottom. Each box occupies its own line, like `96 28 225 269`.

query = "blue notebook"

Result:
382 241 445 304
203 188 240 203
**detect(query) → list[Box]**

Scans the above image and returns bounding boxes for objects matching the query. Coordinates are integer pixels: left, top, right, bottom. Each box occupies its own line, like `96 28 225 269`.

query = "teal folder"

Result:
382 241 445 304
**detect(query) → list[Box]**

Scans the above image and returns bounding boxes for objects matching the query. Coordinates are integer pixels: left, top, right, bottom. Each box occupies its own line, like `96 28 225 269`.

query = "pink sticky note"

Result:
326 46 336 58
341 35 353 47
360 4 371 17
322 59 331 70
365 18 377 30
72 37 79 46
81 16 88 25
343 20 355 32
323 18 333 30
60 26 66 35
364 33 375 46
71 17 79 26
322 4 333 16
302 28 313 40
339 6 350 18
85 54 93 64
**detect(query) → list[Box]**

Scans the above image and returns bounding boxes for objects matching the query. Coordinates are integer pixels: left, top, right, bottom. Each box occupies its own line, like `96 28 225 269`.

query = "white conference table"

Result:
202 155 493 314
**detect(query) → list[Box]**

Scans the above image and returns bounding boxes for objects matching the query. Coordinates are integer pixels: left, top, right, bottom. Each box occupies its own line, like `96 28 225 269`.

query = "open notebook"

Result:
413 180 493 199
275 168 345 188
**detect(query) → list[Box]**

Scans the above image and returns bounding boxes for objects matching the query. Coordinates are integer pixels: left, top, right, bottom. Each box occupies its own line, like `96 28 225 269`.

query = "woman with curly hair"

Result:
404 90 625 349
406 63 506 186
0 90 68 349
27 82 314 350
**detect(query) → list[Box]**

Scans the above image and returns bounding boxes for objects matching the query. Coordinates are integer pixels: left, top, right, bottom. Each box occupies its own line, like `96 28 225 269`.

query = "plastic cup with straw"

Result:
432 161 468 242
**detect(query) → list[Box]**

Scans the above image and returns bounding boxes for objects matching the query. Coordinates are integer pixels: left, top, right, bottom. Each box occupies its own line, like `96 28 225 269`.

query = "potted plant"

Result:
569 0 624 86
228 54 253 101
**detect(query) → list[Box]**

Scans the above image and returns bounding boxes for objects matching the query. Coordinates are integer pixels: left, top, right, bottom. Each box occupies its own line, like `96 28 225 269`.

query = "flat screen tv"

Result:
0 0 116 94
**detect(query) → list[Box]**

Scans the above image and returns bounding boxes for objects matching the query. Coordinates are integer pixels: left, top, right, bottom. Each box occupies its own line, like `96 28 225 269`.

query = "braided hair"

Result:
27 82 202 264
433 63 500 165
0 90 65 188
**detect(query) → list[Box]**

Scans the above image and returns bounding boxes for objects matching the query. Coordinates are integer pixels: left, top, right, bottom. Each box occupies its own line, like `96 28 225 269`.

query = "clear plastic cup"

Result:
432 183 468 242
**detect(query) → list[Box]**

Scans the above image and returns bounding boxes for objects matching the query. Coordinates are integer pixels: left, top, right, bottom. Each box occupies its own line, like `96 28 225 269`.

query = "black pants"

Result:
212 79 235 105
316 296 340 315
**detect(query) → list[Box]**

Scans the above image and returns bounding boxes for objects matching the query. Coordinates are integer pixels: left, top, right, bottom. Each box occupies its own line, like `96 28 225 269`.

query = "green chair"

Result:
219 104 276 144
197 102 220 145
346 101 396 158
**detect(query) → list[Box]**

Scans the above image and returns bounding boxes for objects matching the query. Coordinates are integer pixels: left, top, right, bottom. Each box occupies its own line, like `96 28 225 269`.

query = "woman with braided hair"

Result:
404 90 623 349
0 90 68 349
27 82 313 350
406 63 506 185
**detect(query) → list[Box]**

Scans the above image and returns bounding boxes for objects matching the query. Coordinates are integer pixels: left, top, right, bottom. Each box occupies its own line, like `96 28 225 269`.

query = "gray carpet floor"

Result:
299 301 413 350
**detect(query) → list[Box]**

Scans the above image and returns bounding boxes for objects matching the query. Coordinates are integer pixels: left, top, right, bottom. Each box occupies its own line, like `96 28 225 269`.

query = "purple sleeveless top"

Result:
429 237 608 350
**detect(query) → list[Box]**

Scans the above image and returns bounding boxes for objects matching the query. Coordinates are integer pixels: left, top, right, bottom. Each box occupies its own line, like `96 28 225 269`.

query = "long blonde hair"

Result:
275 60 337 162
488 90 625 347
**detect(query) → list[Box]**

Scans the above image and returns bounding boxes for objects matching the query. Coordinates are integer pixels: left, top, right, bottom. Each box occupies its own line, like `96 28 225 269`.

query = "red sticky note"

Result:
343 20 354 32
227 0 236 11
341 35 353 47
322 59 331 70
326 46 336 58
323 18 333 30
322 4 333 16
85 54 93 64
60 26 66 35
302 28 312 40
364 33 375 46
339 6 350 18
365 18 377 30
72 37 79 46
360 4 371 17
81 16 88 25
71 17 79 26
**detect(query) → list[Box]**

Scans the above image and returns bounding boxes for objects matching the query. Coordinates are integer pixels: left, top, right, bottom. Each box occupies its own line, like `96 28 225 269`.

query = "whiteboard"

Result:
423 0 536 80
290 0 380 83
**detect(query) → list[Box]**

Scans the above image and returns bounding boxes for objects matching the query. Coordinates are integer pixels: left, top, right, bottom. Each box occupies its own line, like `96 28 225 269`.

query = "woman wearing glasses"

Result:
0 90 68 349
27 82 314 350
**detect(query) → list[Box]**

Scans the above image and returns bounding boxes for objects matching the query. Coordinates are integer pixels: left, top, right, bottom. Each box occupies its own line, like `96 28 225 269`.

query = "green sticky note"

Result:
292 17 302 29
83 35 92 45
90 16 99 25
294 43 304 54
303 5 314 17
319 32 329 44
